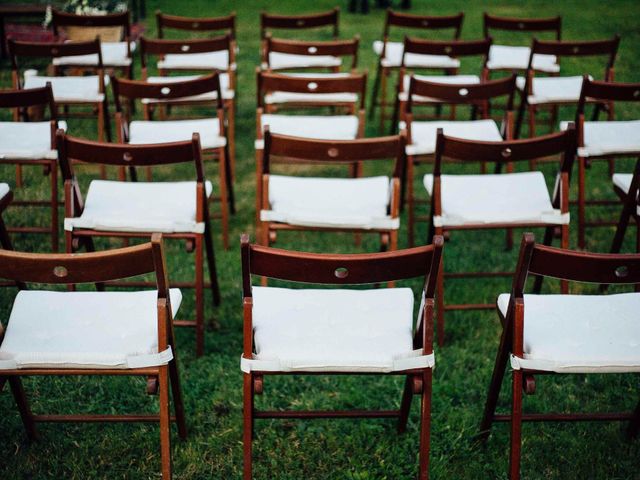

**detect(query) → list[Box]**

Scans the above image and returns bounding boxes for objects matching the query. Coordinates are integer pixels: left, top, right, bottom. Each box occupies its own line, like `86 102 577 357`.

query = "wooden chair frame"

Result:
0 186 14 250
260 130 406 252
610 156 640 255
514 36 620 139
370 9 464 133
427 126 576 345
571 77 640 248
260 7 339 40
261 34 359 72
51 9 133 79
111 73 233 249
479 232 640 480
156 10 236 39
57 132 220 357
241 235 444 480
8 38 111 143
0 235 187 479
0 84 61 251
140 35 238 180
404 75 517 246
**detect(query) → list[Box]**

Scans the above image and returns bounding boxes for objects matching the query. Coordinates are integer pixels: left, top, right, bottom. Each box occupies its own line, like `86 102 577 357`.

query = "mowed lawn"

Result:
1 0 640 478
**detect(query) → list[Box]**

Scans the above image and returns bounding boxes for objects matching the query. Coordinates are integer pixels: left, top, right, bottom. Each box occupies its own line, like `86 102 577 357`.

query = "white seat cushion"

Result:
487 45 559 73
612 173 632 194
0 120 67 160
372 40 461 69
265 72 359 105
516 75 587 105
52 41 135 67
64 180 213 234
267 51 342 70
560 120 640 157
424 171 568 227
497 293 640 373
399 74 480 102
261 175 399 230
129 118 225 149
143 74 235 102
0 183 10 201
158 50 230 71
403 119 502 156
241 286 434 373
0 289 182 370
23 70 107 103
256 114 359 149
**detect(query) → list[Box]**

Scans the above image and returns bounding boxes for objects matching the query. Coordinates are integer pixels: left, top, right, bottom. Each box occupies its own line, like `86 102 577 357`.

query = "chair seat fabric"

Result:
64 180 213 234
560 120 640 157
399 74 481 102
0 289 182 370
402 119 502 156
23 70 107 103
241 286 434 373
497 293 640 373
266 51 342 70
0 120 67 160
487 45 559 73
516 75 588 105
424 171 568 227
52 41 135 67
611 173 639 214
264 72 359 105
143 74 234 102
255 114 359 149
261 175 399 230
372 40 461 69
0 183 9 201
158 50 231 71
129 118 226 149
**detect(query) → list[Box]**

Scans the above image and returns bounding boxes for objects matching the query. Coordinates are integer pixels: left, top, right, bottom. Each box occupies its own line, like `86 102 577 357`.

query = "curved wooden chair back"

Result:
156 11 236 39
260 8 340 39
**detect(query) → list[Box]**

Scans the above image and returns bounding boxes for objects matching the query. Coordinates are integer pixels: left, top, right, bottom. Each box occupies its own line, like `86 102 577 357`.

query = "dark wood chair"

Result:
403 75 517 246
0 234 186 479
483 13 562 76
8 38 111 143
240 234 444 480
51 9 134 79
370 9 464 131
391 37 492 132
57 131 220 357
427 127 576 345
0 183 14 250
259 130 405 252
514 36 620 139
479 232 640 480
261 34 359 72
156 10 236 40
0 84 63 251
111 73 233 249
609 155 640 255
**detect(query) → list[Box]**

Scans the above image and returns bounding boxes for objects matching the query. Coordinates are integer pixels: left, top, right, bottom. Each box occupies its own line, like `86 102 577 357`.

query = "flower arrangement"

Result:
44 0 128 27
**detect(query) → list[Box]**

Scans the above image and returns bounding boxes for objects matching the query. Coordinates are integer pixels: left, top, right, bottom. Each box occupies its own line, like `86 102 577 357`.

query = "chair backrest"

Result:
401 37 491 68
156 11 236 39
139 35 233 71
256 70 367 109
9 38 104 77
0 84 57 121
382 9 463 39
260 8 340 39
483 13 561 41
576 76 640 117
263 130 405 178
263 35 360 70
51 9 131 41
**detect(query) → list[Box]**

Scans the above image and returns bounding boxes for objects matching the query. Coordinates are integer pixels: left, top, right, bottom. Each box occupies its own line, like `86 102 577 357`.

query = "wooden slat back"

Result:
8 38 102 59
265 35 358 59
577 77 640 115
260 8 339 38
156 11 236 39
386 10 463 35
483 13 561 37
0 84 56 116
403 36 491 58
52 9 130 37
531 36 619 59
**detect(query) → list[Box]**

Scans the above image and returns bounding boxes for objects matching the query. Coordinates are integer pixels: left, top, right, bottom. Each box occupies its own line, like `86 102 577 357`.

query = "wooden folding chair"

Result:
0 183 14 250
259 130 405 252
564 78 640 249
427 127 576 345
0 85 63 251
370 9 464 132
403 75 517 246
51 9 134 80
241 235 444 480
261 34 359 72
479 232 640 480
483 13 561 77
514 36 620 140
391 37 492 132
8 38 111 143
112 73 233 249
140 35 237 179
57 131 220 357
0 234 186 479
156 10 236 40
609 154 640 255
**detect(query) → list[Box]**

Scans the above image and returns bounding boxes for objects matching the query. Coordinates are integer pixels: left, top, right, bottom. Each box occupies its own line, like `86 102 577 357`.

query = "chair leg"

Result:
0 214 13 250
514 94 527 140
509 369 524 480
243 373 254 480
158 365 172 480
8 376 38 441
204 219 221 307
369 63 382 121
50 159 59 252
226 100 236 182
15 165 23 188
168 355 187 440
610 201 634 255
435 248 445 347
627 395 640 439
527 108 537 170
380 66 388 133
195 234 205 357
578 156 587 249
218 149 230 250
224 144 236 215
397 375 414 433
418 369 432 480
255 149 263 224
532 225 555 293
390 229 398 251
408 156 415 247
390 93 400 136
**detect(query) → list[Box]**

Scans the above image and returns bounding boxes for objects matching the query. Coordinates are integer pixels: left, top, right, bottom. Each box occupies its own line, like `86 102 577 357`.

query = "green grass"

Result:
1 0 640 478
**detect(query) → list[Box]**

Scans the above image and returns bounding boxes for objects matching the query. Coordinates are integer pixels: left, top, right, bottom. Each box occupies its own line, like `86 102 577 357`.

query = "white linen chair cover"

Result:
487 45 559 72
255 114 359 149
560 120 640 157
129 118 226 149
264 72 359 105
265 51 342 70
157 50 232 71
0 120 67 160
372 40 461 69
516 75 589 105
0 183 10 201
52 41 137 67
401 119 502 156
23 70 107 103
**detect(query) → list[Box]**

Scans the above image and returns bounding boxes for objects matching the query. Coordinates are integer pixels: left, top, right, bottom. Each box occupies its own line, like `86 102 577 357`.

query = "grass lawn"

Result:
1 0 640 478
